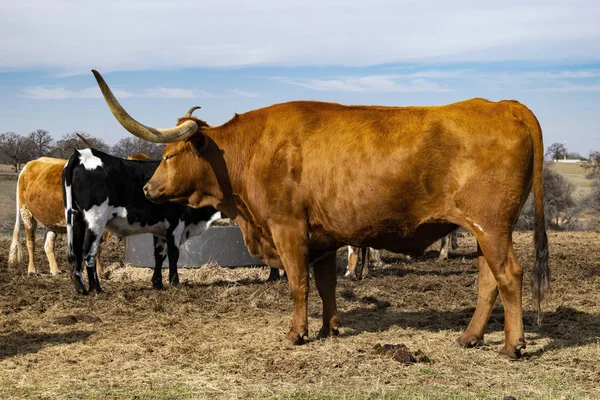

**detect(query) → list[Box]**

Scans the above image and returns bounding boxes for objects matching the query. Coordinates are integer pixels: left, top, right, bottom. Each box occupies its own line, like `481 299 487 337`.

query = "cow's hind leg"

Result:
462 233 525 359
313 252 340 338
345 246 360 279
22 207 37 275
44 230 61 276
82 227 104 293
152 236 167 290
457 242 498 347
68 210 87 294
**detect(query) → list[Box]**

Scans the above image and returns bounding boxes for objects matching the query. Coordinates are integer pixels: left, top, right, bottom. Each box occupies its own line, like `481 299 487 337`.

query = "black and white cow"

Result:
62 148 220 294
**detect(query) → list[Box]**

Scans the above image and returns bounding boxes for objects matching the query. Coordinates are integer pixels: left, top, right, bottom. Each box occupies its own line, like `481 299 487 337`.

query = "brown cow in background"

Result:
346 231 459 279
8 157 107 275
93 70 549 359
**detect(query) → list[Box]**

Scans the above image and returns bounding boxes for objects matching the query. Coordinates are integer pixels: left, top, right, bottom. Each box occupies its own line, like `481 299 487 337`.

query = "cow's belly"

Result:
105 217 166 239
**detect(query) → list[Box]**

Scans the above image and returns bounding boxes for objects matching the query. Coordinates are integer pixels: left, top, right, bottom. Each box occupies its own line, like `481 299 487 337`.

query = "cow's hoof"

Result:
71 280 88 295
317 326 340 339
74 286 88 296
152 282 165 290
266 269 281 282
457 333 483 348
27 271 38 276
51 270 63 276
500 341 526 360
287 330 308 345
170 277 181 287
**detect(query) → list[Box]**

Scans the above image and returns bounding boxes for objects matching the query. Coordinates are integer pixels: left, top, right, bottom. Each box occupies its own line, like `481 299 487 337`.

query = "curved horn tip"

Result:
184 106 202 118
91 69 105 83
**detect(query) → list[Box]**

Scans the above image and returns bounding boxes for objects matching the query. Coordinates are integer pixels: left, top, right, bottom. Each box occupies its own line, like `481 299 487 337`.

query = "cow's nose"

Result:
143 183 151 197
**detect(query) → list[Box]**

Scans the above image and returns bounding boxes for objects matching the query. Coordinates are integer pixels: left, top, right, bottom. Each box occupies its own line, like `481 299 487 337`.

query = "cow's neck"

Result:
201 126 254 222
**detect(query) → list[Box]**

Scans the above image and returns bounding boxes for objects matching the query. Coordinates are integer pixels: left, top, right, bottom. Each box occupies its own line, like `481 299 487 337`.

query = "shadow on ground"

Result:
0 330 95 360
338 305 600 356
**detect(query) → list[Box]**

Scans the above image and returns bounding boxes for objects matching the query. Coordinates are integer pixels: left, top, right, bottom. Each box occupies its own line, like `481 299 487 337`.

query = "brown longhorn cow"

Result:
92 70 549 359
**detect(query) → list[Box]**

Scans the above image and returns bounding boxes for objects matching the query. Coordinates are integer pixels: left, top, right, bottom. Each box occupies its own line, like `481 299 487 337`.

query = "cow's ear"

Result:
186 132 208 154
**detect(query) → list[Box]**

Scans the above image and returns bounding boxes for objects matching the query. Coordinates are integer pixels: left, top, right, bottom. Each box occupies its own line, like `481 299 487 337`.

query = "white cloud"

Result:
1 0 599 73
143 87 195 98
20 86 259 99
21 86 134 99
280 75 450 92
227 89 260 98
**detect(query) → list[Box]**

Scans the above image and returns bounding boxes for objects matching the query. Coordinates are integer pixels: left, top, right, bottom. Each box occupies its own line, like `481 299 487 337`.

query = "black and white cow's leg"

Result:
166 220 184 287
152 236 167 290
82 227 104 293
67 209 87 294
267 267 283 281
81 206 110 294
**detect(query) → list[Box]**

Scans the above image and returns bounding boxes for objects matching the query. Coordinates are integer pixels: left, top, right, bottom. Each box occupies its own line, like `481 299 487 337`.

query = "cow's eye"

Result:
164 154 175 161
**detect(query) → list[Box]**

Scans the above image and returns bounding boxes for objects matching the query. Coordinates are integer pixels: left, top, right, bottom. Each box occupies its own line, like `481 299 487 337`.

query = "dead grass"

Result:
1 232 599 399
549 163 593 198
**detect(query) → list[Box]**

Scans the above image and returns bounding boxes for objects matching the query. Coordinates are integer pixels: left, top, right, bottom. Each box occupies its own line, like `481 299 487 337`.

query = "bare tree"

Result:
27 129 54 158
51 131 110 159
112 137 165 160
0 132 34 172
546 142 566 161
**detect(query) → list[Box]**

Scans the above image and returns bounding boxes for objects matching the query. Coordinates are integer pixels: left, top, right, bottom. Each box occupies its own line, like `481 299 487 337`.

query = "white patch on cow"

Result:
465 217 485 233
180 211 221 245
78 148 103 171
348 246 354 255
83 199 111 234
64 183 73 255
104 206 165 238
156 238 167 258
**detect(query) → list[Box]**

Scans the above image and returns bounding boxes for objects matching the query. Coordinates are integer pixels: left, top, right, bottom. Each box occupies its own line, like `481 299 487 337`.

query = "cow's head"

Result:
92 70 217 209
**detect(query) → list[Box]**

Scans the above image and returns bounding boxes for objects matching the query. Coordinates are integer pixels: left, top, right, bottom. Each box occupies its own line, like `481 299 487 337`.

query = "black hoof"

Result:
317 327 340 339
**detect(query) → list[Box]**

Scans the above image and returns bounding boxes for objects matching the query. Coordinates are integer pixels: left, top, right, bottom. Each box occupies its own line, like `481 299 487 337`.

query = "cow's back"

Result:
19 157 67 232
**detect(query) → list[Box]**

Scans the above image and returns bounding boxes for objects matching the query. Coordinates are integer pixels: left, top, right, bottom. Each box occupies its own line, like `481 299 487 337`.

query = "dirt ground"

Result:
1 231 599 399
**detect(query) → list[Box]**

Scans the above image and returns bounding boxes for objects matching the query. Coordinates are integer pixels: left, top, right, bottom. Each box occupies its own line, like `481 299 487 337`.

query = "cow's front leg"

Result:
271 221 309 344
166 222 183 287
313 252 340 338
152 236 167 290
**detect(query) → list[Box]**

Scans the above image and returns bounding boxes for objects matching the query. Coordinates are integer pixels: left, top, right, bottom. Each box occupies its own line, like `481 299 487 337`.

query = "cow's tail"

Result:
63 151 81 270
8 170 24 268
519 104 550 326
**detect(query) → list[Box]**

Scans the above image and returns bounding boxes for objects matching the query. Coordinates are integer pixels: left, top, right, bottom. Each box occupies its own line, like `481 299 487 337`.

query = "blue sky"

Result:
1 0 599 155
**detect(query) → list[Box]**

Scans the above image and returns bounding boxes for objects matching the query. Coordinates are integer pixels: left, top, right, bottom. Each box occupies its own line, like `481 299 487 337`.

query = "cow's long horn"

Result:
91 70 198 143
184 106 201 118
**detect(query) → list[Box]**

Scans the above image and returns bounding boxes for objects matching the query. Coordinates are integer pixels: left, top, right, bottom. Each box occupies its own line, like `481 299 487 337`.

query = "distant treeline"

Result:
0 130 165 172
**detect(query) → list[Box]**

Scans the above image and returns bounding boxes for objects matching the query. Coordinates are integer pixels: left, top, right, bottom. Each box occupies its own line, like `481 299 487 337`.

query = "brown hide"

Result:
101 91 548 359
9 157 72 275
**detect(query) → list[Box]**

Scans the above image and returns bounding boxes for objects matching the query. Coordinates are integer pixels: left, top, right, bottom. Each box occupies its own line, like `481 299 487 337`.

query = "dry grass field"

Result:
549 162 593 199
1 232 599 399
